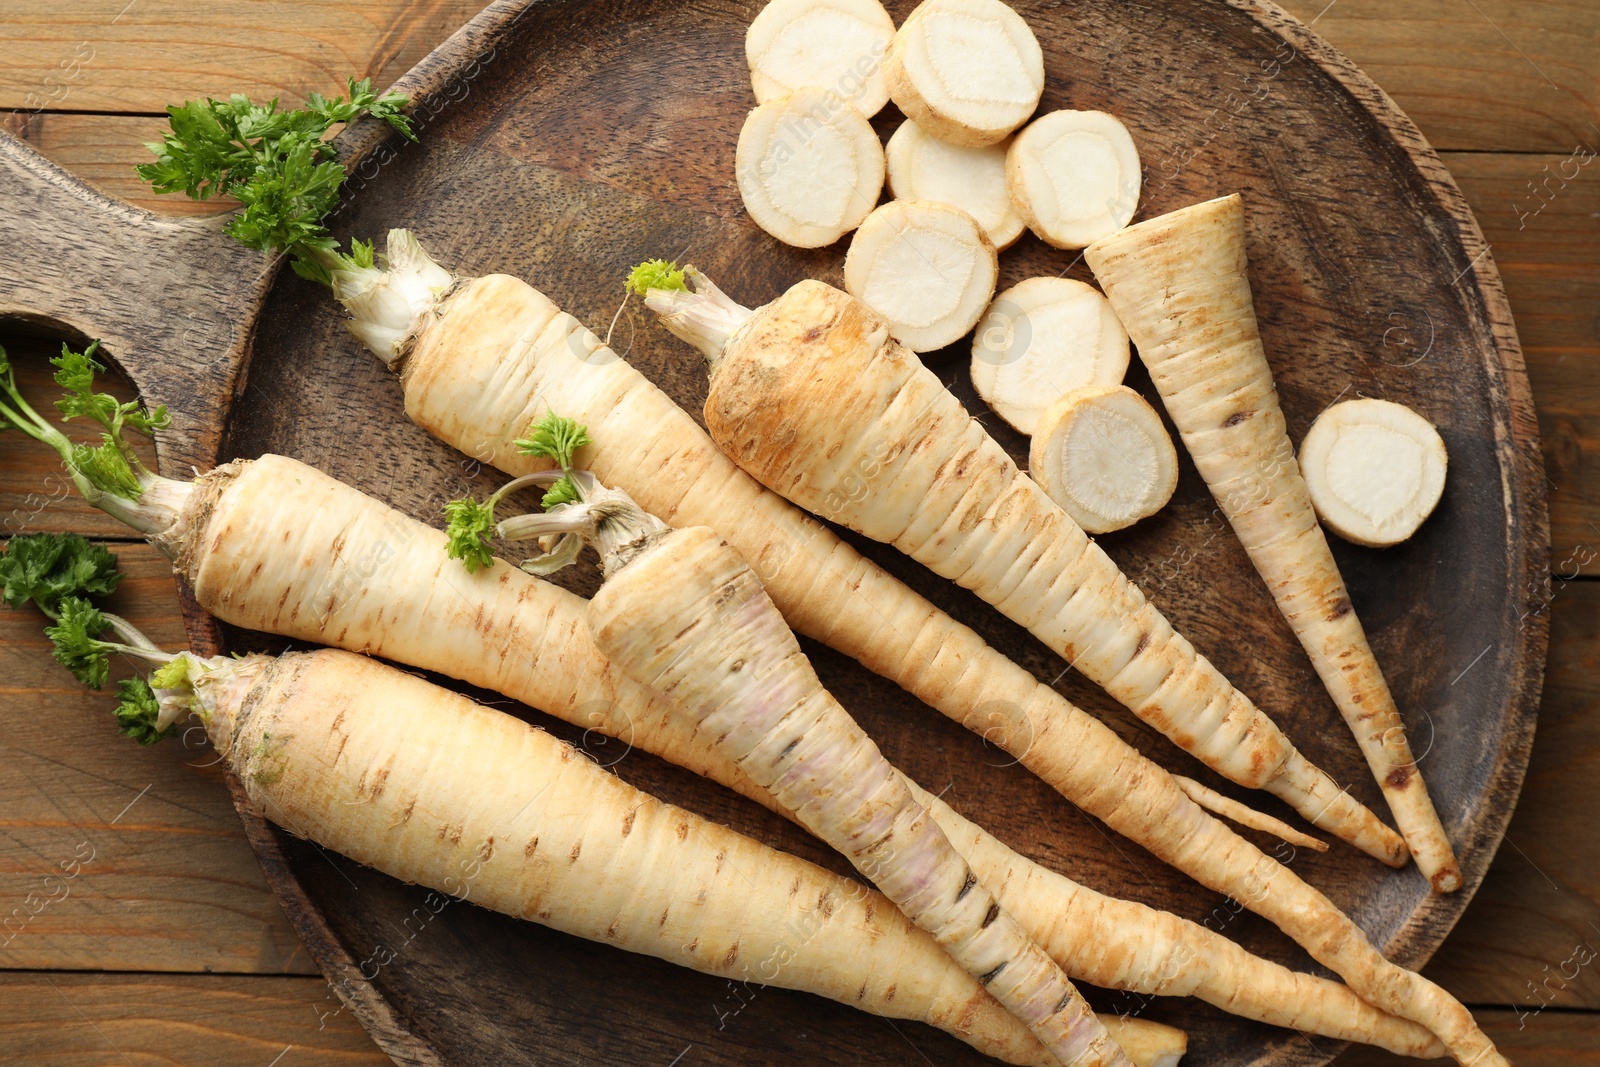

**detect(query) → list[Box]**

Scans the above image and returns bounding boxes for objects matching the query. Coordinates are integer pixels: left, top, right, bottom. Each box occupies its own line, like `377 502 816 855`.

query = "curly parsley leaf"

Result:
626 259 689 297
46 595 113 689
136 78 414 280
114 676 166 745
442 497 498 573
514 412 591 471
541 475 582 511
0 533 121 616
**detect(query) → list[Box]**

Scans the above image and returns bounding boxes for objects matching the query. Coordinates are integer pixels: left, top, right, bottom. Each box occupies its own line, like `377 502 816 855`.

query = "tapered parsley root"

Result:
736 88 885 248
327 236 1458 1046
555 504 1131 1067
886 121 1025 248
1028 385 1178 535
746 0 896 117
1007 110 1142 250
1299 398 1448 548
642 269 1506 1065
39 611 1071 1067
644 268 1397 861
971 278 1131 436
884 0 1043 147
1084 195 1460 893
844 199 998 352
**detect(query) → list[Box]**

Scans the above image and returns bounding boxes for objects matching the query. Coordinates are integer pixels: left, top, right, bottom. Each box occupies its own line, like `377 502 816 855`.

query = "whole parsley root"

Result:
319 232 1480 1054
641 264 1503 1066
1085 196 1457 891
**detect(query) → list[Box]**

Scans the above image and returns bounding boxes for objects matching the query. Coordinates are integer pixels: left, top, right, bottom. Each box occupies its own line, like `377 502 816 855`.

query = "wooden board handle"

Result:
0 131 273 472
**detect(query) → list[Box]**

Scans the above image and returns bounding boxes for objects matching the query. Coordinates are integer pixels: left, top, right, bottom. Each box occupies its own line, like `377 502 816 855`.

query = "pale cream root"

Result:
884 0 1043 147
972 278 1130 435
183 456 1438 1058
1169 775 1328 853
746 0 896 117
736 87 884 248
1300 397 1448 547
590 525 1130 1067
886 119 1025 247
197 649 1054 1066
1085 194 1460 894
844 198 998 352
1008 110 1141 249
1028 384 1177 534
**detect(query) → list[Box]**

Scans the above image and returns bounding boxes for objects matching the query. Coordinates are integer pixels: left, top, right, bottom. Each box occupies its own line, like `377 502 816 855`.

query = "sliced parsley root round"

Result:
971 277 1130 436
746 0 897 117
1300 398 1448 548
885 0 1044 147
1008 110 1141 249
885 120 1025 248
1028 385 1178 535
736 88 884 248
843 199 997 352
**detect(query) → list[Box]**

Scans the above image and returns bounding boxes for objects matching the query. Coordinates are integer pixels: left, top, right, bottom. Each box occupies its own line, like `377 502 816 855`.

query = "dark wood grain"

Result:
0 0 1550 1066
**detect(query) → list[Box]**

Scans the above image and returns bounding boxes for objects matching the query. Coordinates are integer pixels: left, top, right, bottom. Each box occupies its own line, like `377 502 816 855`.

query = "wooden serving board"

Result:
0 0 1549 1064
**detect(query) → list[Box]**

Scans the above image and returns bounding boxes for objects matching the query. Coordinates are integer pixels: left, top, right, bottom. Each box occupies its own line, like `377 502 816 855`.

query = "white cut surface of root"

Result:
970 277 1130 434
885 119 1025 248
884 0 1044 147
1029 384 1178 534
1008 109 1142 249
844 198 998 352
746 0 897 117
1300 397 1448 547
736 88 886 248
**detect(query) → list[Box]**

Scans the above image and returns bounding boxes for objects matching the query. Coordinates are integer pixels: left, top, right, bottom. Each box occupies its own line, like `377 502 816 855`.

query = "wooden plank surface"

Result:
1275 0 1599 154
0 0 1592 153
0 972 386 1064
1 0 1596 1063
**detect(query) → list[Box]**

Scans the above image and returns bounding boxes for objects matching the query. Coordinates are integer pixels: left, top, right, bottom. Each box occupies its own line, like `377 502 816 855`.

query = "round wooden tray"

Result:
0 0 1548 1064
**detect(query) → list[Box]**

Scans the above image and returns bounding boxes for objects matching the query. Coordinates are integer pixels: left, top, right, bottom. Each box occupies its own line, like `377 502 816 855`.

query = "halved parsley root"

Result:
1028 385 1177 535
0 377 1442 1062
736 88 884 248
885 0 1043 147
641 269 1510 1065
1084 194 1460 893
1103 1019 1186 1067
971 278 1130 435
843 199 997 352
885 120 1025 248
1300 398 1448 548
575 508 1131 1067
746 0 896 117
1008 110 1141 249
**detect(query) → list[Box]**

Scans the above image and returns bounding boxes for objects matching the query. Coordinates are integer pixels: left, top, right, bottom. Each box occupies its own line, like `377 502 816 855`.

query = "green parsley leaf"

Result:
150 657 193 691
441 497 497 573
626 259 689 297
136 78 415 279
114 677 166 745
514 412 591 470
541 475 582 510
46 595 113 689
0 533 121 615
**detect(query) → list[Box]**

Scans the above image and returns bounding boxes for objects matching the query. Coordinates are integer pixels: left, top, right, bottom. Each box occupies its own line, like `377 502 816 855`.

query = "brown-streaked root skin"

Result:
1084 194 1459 893
694 277 1504 1065
589 526 1128 1067
206 647 1057 1066
173 452 1441 1057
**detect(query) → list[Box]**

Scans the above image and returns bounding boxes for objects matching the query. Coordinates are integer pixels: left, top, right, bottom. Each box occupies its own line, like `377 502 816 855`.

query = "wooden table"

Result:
1 2 1596 1062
